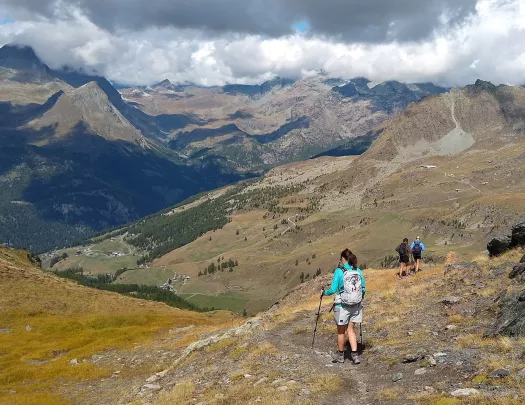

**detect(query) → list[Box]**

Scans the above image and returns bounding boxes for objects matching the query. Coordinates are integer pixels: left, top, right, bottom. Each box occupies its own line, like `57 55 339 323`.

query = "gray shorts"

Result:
333 303 363 326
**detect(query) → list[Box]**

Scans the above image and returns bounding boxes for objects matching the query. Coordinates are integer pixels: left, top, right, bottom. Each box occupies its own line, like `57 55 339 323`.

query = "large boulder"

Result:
486 287 525 337
487 236 511 257
511 222 525 248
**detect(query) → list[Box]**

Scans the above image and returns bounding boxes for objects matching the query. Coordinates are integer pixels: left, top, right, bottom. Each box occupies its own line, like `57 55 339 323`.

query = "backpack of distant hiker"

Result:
340 267 363 305
397 243 407 256
413 241 422 255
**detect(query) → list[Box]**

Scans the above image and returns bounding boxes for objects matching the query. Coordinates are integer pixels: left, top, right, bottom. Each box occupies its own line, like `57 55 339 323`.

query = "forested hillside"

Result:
106 183 308 264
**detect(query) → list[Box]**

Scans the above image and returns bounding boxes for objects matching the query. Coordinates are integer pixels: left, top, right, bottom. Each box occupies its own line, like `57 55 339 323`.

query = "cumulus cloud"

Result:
0 0 524 87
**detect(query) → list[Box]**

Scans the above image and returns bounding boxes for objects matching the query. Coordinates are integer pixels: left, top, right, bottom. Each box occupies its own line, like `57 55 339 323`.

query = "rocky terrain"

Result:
3 240 525 404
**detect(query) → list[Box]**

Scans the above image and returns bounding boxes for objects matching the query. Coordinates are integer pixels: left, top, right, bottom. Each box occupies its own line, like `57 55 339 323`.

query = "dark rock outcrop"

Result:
511 222 525 248
488 221 525 257
487 236 511 257
485 288 525 337
520 254 525 264
509 264 525 280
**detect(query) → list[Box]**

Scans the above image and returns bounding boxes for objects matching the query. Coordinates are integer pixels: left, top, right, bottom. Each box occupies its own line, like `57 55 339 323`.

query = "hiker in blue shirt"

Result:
410 236 425 273
321 249 366 365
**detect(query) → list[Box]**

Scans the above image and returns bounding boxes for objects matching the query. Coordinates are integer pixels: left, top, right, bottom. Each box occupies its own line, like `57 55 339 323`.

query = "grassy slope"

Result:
0 247 238 405
48 149 525 314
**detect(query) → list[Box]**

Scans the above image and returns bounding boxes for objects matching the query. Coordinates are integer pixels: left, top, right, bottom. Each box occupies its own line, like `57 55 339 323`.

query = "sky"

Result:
0 0 524 87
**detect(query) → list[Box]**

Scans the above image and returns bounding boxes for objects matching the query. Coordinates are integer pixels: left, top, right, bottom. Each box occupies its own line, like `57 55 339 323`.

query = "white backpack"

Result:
340 267 363 305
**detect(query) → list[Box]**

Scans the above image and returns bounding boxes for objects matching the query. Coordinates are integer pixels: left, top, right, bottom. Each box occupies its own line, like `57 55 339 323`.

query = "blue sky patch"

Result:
0 18 15 25
293 21 309 33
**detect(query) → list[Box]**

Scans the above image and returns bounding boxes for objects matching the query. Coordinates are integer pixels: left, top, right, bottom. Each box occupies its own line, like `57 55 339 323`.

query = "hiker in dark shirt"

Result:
395 238 411 279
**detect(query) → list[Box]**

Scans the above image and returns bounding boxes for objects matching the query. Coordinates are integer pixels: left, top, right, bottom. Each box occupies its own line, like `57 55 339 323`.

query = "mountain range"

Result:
0 43 450 252
0 44 247 252
47 77 525 315
121 75 447 168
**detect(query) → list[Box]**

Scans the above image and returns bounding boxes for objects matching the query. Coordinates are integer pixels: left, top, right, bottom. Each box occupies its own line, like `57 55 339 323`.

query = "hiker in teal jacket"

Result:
322 249 366 364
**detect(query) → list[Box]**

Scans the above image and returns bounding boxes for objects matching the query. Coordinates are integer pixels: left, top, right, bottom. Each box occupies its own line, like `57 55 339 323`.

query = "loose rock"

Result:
254 377 268 387
489 266 507 278
300 388 311 396
146 375 159 383
392 373 404 382
70 359 78 366
403 354 421 363
143 384 161 391
451 388 480 397
415 368 427 376
487 369 510 379
442 296 461 306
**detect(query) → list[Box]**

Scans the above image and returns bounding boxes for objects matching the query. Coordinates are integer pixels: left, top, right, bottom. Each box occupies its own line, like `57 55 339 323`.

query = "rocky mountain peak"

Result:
156 79 172 87
0 44 46 69
0 44 51 82
466 79 498 93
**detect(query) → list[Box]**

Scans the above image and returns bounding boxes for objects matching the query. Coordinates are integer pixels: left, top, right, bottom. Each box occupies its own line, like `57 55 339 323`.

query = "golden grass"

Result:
456 334 497 349
376 387 402 401
155 380 196 405
295 326 308 334
230 345 249 360
206 338 234 353
308 375 343 394
0 248 238 403
0 392 71 405
245 342 278 361
415 395 460 405
202 384 295 405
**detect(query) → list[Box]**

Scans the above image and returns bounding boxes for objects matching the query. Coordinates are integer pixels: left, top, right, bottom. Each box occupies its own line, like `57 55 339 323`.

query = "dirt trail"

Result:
263 308 375 404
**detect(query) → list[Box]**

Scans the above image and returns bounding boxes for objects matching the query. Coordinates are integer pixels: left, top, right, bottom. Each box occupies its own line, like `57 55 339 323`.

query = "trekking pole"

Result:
311 292 324 349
